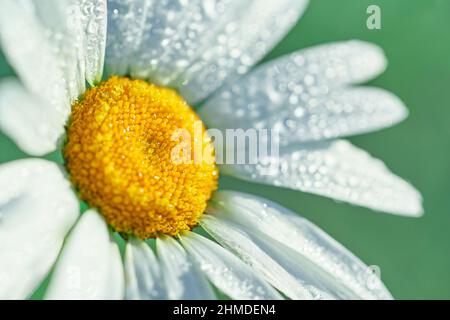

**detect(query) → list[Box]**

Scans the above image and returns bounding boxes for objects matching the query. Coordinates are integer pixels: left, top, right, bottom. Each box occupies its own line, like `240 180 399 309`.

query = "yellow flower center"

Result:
64 76 218 239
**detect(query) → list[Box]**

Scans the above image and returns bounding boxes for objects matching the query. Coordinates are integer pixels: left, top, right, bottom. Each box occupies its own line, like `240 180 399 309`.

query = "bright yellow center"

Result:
64 76 218 239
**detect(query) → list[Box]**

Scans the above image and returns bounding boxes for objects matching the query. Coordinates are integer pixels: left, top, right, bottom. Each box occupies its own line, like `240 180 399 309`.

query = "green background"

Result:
1 0 449 299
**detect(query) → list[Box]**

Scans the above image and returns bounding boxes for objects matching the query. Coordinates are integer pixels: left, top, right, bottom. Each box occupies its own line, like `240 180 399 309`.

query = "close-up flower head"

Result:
0 0 447 304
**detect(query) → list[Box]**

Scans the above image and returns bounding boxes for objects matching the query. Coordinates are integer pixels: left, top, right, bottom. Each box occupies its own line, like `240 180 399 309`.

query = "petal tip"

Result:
347 39 388 78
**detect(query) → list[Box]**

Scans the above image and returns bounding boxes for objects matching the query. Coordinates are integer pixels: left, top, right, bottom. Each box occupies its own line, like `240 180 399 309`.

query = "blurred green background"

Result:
1 0 449 299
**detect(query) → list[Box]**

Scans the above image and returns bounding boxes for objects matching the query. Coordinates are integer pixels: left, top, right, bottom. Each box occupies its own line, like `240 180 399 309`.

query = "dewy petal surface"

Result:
200 215 334 300
124 238 166 300
126 0 247 84
0 159 79 299
32 0 107 90
0 0 69 154
173 0 309 104
106 0 153 75
205 191 393 300
222 140 423 216
78 0 107 85
106 0 309 104
156 236 215 300
0 0 107 154
180 231 283 300
45 210 124 300
200 41 402 144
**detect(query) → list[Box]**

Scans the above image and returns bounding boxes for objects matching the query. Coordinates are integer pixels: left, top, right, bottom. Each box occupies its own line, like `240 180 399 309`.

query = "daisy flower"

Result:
0 0 422 300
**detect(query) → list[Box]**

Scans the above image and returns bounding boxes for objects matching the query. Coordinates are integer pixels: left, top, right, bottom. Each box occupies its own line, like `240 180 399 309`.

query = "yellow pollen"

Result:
64 76 218 239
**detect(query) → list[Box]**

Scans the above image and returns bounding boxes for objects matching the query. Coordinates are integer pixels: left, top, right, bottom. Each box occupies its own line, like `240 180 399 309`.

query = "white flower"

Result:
0 0 422 300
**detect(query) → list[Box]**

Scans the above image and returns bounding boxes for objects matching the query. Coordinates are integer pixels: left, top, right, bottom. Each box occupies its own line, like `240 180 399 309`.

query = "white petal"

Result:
106 0 308 104
126 0 244 82
222 140 423 216
200 215 334 300
31 0 84 100
196 38 383 108
106 0 153 76
179 232 282 300
45 210 124 300
176 0 309 104
124 238 166 300
0 2 68 154
200 40 392 142
0 159 79 299
126 0 240 82
30 0 107 89
0 0 71 107
0 79 64 156
200 86 407 145
0 0 106 101
156 236 215 300
203 191 393 299
108 240 125 298
0 0 107 154
78 0 108 85
106 0 248 77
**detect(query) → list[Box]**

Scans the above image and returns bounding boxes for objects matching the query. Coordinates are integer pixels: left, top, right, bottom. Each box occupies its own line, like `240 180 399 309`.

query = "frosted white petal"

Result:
0 0 70 154
201 86 407 144
32 0 84 100
0 0 70 101
201 215 334 300
0 79 65 156
200 40 392 142
180 232 282 300
0 159 79 299
176 0 309 104
78 0 107 85
204 191 394 299
106 0 248 78
128 0 245 83
156 236 215 300
106 0 153 75
106 0 308 104
45 210 124 300
33 0 107 88
0 0 106 103
108 240 125 299
124 238 166 300
222 140 423 216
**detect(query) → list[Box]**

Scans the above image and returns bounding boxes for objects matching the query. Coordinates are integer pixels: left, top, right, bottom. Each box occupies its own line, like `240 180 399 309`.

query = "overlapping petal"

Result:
0 159 79 299
201 215 332 299
156 236 215 300
45 210 124 300
106 0 309 104
202 191 393 300
180 231 283 300
221 140 422 216
0 0 106 155
0 79 65 156
200 41 402 144
124 238 166 300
